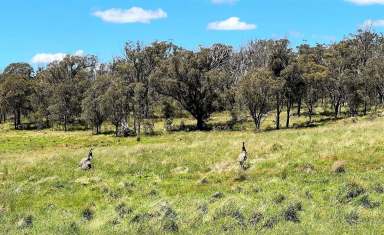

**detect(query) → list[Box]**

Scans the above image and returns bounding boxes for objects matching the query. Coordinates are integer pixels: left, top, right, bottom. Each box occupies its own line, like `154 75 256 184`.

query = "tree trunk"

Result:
14 111 17 130
275 94 281 130
136 118 141 142
308 105 313 123
334 101 340 118
17 108 21 128
196 118 206 131
286 100 291 128
64 116 67 132
254 117 261 130
363 101 367 116
115 124 119 137
297 97 302 117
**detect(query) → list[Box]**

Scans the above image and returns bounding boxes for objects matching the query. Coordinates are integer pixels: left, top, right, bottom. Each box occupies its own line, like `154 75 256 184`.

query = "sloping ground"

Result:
1 116 384 234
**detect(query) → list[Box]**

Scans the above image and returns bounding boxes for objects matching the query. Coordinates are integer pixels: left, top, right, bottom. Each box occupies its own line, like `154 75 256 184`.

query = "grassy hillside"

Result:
1 113 384 234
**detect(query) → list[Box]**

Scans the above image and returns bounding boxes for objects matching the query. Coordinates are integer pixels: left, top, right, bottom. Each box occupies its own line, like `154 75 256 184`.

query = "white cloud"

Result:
208 17 256 31
346 0 384 5
211 0 238 5
361 19 384 29
93 7 167 24
31 50 85 64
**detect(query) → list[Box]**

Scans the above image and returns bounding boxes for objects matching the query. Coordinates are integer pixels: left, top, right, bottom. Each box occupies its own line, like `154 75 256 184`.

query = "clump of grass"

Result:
162 219 178 232
282 202 303 223
197 203 208 215
358 195 380 209
131 213 151 224
82 207 94 221
273 194 286 204
263 216 279 229
115 203 133 218
198 177 209 185
249 211 263 226
338 182 365 203
270 143 283 152
213 200 246 228
373 183 384 194
331 161 346 174
210 192 224 202
147 189 159 197
345 211 359 225
110 217 120 226
17 215 33 229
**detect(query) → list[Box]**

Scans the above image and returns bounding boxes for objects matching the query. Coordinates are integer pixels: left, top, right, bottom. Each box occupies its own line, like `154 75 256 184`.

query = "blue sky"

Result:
1 0 384 69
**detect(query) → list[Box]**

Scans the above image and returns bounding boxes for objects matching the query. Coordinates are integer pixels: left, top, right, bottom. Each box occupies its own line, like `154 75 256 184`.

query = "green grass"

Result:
2 112 384 234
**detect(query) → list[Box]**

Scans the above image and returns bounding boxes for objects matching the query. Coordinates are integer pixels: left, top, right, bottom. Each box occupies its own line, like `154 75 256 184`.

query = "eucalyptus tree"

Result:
298 44 329 122
324 41 353 117
224 40 273 124
30 68 52 127
1 63 34 128
268 39 291 129
114 41 174 137
82 75 111 134
101 77 129 136
3 63 33 79
153 44 232 130
351 29 378 114
47 55 97 131
0 74 32 129
239 69 274 129
281 62 305 128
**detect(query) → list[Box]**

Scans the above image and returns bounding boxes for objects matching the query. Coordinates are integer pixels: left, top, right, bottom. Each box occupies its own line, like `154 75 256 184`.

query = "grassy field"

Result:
1 112 384 234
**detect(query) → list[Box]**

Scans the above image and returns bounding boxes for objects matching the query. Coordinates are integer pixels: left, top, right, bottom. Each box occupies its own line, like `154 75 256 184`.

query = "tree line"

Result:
1 29 384 138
